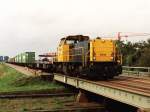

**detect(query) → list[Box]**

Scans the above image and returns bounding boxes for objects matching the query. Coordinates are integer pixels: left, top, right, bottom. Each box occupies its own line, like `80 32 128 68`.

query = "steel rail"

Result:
117 76 150 83
99 81 150 94
109 81 150 90
112 78 150 85
28 106 104 112
108 79 150 90
0 93 75 99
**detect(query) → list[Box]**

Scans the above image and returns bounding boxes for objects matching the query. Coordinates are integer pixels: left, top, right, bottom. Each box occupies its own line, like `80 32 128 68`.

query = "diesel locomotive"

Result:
53 35 122 79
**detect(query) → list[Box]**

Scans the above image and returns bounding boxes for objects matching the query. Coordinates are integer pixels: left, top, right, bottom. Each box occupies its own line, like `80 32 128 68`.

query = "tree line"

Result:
117 39 150 67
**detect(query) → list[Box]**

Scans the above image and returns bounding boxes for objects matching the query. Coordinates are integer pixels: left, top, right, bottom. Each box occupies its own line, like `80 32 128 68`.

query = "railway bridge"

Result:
54 74 150 112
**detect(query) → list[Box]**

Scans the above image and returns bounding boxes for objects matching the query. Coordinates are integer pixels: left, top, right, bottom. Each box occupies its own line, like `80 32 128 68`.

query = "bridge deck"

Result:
54 74 150 112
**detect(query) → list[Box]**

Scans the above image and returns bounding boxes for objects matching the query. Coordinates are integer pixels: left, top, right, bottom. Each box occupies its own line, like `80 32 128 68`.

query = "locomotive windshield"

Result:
66 40 76 44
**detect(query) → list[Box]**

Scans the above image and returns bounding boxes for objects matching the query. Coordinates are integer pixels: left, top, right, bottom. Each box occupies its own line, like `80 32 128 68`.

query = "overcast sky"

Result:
0 0 150 57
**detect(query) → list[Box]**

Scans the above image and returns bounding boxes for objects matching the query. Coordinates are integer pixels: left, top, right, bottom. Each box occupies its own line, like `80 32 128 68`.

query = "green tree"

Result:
138 48 150 66
116 38 150 66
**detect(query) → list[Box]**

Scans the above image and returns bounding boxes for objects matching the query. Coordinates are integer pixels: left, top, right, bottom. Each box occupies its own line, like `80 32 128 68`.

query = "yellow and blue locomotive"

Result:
53 35 122 79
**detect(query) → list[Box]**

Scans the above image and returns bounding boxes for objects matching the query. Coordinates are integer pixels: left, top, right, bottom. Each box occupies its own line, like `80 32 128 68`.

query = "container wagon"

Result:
11 52 35 67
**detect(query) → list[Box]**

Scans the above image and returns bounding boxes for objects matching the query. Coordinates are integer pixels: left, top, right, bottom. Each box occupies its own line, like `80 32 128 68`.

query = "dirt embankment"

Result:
0 71 4 77
0 64 5 77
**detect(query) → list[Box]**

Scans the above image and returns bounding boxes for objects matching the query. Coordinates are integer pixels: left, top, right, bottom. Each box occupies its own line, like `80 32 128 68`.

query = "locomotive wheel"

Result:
63 65 68 75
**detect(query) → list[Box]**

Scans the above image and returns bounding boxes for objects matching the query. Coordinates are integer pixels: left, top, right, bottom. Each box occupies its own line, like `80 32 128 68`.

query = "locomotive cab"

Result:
55 35 90 74
57 35 89 62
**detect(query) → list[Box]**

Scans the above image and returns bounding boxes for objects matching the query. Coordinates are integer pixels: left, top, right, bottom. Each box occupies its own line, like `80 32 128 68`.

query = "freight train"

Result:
8 35 122 79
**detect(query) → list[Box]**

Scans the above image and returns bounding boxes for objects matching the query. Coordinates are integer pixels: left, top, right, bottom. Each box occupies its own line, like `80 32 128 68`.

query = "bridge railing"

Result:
122 66 150 77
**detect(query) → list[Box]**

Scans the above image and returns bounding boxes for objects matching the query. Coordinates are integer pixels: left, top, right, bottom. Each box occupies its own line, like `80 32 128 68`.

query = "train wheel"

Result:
63 65 69 75
108 76 114 79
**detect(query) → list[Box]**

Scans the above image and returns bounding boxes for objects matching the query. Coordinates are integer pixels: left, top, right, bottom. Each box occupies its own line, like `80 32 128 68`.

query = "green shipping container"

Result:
15 56 18 63
14 52 35 63
19 54 22 63
21 52 35 63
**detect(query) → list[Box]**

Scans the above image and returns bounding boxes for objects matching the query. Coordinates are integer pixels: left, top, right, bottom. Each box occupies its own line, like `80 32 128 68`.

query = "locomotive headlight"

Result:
110 57 114 60
93 57 96 60
117 60 120 63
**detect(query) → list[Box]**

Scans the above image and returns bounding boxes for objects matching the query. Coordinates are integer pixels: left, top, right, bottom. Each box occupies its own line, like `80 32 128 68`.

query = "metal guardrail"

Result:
122 66 150 77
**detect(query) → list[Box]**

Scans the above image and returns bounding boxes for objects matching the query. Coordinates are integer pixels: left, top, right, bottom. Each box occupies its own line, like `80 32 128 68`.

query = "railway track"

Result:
95 76 150 96
101 81 150 94
118 75 150 84
108 81 150 91
111 76 150 89
0 93 75 99
26 103 104 112
120 74 150 81
29 107 103 112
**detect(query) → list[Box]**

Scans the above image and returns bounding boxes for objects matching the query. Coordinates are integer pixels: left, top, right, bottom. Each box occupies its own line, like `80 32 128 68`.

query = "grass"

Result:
0 96 75 112
51 96 75 110
0 63 65 93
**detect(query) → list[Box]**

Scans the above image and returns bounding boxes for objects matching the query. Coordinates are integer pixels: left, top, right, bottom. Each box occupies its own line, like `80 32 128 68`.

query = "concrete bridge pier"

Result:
137 108 150 112
76 89 106 103
76 90 89 103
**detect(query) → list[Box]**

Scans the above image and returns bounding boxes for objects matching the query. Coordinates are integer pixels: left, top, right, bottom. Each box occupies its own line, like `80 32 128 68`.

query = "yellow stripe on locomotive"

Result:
57 38 70 62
